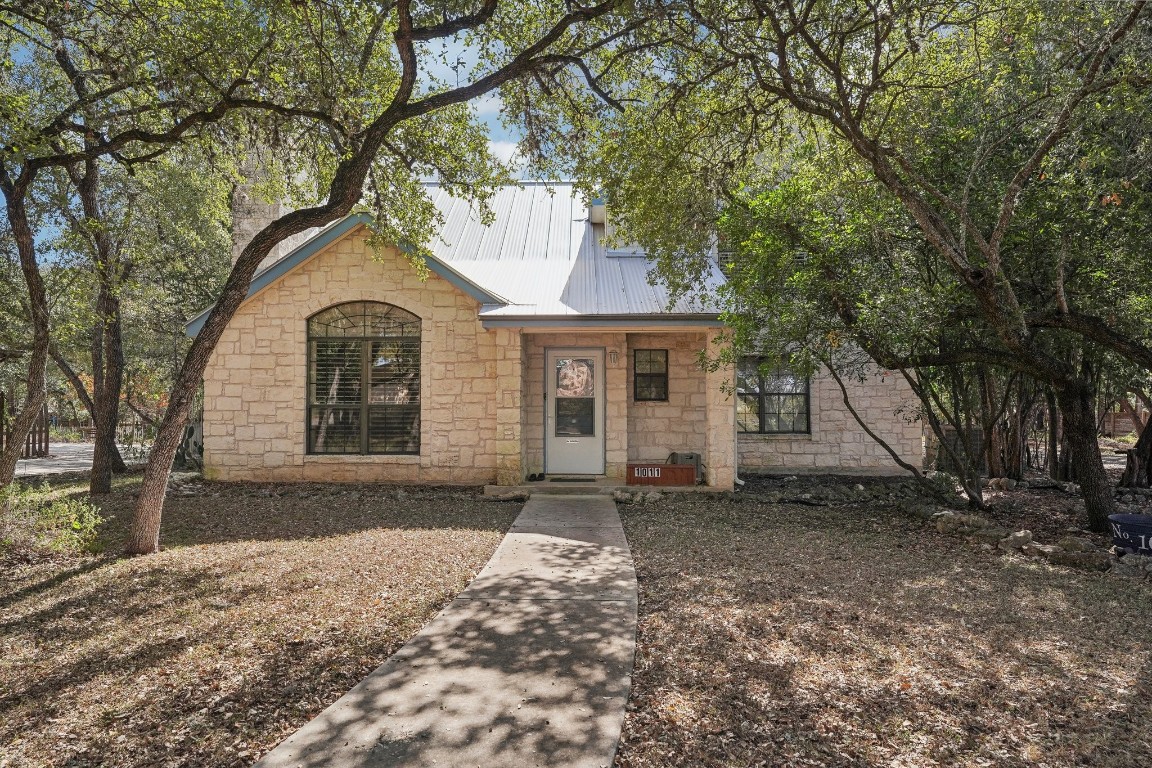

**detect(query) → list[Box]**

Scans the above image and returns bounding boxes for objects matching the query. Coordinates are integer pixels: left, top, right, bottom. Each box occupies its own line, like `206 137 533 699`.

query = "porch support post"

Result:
604 333 629 479
494 327 524 486
704 331 735 490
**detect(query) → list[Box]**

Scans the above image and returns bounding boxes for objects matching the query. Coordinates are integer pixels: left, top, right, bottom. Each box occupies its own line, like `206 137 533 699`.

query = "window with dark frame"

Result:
306 301 421 455
737 358 811 434
634 349 669 402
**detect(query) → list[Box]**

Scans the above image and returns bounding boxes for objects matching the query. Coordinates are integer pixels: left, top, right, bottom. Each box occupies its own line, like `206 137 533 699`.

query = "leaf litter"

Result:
616 490 1152 768
0 476 519 767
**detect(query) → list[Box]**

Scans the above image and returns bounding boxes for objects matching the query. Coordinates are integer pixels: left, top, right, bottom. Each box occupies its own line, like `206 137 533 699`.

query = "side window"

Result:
634 349 669 401
736 358 810 434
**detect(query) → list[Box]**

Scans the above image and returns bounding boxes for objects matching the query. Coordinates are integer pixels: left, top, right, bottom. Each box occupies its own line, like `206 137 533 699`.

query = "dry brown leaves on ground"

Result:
0 477 519 768
617 495 1152 768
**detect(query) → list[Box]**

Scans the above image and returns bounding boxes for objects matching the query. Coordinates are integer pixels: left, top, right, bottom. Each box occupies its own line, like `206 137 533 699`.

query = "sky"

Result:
421 39 525 169
473 92 522 165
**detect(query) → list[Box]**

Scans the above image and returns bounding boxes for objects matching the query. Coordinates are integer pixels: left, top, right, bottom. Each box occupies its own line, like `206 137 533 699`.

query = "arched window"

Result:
307 302 421 454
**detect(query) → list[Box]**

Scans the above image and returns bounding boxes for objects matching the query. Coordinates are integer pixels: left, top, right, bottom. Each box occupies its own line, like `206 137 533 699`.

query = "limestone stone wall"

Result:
202 225 505 483
738 366 922 475
625 332 708 462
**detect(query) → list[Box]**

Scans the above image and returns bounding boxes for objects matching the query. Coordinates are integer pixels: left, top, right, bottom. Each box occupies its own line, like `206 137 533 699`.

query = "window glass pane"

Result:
556 358 595 398
309 340 362 404
765 372 806 394
635 374 668 401
309 301 419 338
761 391 809 433
370 340 420 404
635 349 667 375
737 359 761 393
368 406 420 454
556 398 595 436
309 407 360 453
737 394 761 432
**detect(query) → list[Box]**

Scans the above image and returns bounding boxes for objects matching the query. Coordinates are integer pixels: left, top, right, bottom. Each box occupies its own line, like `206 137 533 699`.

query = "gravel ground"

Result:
616 490 1152 768
0 475 520 768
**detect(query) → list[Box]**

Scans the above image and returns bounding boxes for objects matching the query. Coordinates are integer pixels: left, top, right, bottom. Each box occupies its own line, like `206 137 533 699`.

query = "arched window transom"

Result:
307 302 421 455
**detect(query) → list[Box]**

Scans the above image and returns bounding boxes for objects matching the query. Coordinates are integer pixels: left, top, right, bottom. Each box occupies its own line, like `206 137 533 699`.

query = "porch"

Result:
493 328 735 491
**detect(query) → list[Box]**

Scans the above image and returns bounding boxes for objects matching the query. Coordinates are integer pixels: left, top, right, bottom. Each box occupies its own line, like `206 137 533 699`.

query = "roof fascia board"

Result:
481 315 723 330
185 213 506 337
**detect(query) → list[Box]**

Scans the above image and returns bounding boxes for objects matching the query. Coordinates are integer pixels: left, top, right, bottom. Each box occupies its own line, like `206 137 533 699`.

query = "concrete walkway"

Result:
14 442 147 478
255 495 637 768
14 443 99 478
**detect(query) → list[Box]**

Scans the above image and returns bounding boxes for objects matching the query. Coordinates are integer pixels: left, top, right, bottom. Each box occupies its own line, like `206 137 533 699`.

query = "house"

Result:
187 182 922 489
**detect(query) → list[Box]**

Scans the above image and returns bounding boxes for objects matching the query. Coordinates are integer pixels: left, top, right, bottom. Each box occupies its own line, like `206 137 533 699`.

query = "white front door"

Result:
545 348 605 475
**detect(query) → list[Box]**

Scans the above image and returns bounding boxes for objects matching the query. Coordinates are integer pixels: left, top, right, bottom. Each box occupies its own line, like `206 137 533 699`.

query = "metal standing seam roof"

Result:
423 181 726 319
185 182 726 336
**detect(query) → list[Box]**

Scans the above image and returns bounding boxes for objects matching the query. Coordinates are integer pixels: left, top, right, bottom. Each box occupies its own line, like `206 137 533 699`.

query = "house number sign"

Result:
1111 521 1151 552
634 467 662 478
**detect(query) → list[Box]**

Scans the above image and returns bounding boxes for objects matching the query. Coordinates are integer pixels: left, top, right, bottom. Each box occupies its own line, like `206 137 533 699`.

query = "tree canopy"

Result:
516 0 1152 527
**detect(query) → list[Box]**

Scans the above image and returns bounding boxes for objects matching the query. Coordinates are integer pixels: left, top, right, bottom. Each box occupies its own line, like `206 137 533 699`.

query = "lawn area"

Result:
0 476 520 767
617 493 1152 768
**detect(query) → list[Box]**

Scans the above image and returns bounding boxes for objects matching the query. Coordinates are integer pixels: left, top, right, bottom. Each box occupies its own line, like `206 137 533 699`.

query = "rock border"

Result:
930 509 1152 581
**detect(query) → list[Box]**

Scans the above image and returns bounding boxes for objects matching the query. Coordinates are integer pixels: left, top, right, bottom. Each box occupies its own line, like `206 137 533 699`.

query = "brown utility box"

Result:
627 463 697 486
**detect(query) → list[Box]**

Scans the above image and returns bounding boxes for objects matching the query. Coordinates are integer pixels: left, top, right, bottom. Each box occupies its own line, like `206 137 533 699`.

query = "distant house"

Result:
187 182 921 489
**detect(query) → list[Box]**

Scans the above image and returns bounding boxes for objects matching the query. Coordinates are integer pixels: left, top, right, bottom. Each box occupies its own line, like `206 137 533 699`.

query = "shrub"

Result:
48 426 85 443
0 483 104 558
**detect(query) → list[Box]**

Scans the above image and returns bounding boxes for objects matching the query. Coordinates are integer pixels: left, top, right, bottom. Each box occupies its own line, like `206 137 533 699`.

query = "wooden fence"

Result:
0 392 50 459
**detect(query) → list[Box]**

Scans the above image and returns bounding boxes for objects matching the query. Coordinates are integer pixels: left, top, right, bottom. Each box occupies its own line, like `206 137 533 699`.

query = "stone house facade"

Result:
190 183 921 489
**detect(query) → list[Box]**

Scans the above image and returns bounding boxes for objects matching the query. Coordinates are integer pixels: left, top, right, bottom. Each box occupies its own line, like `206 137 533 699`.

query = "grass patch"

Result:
1 482 103 560
618 496 1152 767
0 477 519 767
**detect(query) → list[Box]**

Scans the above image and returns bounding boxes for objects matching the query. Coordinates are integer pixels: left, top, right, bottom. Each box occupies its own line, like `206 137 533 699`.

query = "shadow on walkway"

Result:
255 495 637 768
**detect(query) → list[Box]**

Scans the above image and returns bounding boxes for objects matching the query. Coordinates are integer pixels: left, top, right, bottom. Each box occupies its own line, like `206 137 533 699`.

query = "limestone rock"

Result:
934 511 991 535
1057 536 1097 553
998 529 1033 551
970 526 1012 544
1045 549 1113 571
898 499 938 520
1022 543 1059 558
1119 553 1152 571
1111 563 1146 579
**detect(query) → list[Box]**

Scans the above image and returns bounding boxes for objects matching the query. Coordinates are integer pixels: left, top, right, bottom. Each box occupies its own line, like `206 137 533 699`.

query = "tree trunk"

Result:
90 285 127 492
0 173 50 486
1120 424 1151 488
1046 390 1060 480
51 347 128 477
1004 379 1029 480
1119 394 1145 436
69 156 129 495
1055 385 1115 532
978 367 1006 478
126 206 350 553
50 348 96 416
